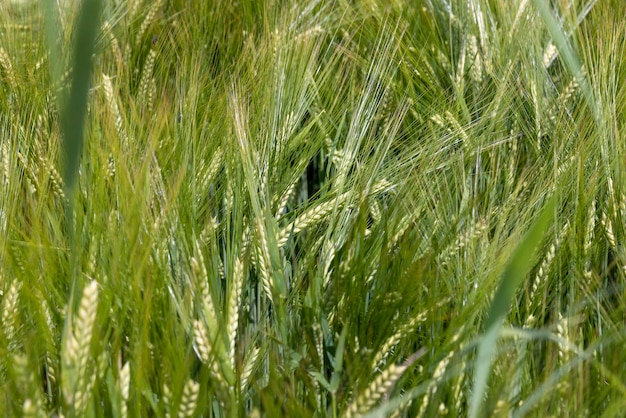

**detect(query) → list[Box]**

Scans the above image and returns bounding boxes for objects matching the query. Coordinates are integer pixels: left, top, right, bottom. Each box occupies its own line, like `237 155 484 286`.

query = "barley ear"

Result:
344 352 422 418
177 380 200 418
61 281 99 414
228 255 244 370
2 280 22 351
119 362 131 418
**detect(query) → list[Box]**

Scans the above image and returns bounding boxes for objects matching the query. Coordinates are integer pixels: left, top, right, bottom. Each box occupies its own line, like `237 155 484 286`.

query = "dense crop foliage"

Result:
1 0 625 416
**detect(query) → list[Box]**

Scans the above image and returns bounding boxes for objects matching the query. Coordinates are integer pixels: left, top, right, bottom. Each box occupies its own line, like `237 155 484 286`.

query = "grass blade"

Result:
61 0 102 197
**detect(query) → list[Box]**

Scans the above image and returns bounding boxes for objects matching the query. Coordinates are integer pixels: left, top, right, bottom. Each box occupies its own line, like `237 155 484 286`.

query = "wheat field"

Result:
0 0 625 417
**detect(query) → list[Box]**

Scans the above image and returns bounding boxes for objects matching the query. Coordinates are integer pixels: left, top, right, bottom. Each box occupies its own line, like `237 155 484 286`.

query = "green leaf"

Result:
61 0 102 197
310 371 333 392
329 328 347 393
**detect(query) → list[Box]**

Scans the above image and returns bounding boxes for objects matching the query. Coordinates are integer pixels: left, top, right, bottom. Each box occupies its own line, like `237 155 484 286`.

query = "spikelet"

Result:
17 151 38 195
529 242 556 301
556 313 570 363
23 399 37 418
607 176 619 219
224 170 234 212
2 280 21 350
138 49 157 109
119 362 131 418
510 0 531 37
455 37 466 88
74 282 99 370
102 74 127 144
227 254 244 369
439 219 488 266
192 319 211 364
135 0 163 46
1 143 10 187
583 200 596 279
163 382 172 418
61 281 99 414
200 217 219 245
0 46 16 88
250 216 274 301
344 359 413 418
559 73 581 107
103 21 123 68
78 368 97 416
191 239 216 319
177 380 199 418
434 48 451 72
543 42 558 68
369 198 381 224
127 0 143 22
147 78 157 114
277 193 348 247
39 156 66 201
467 35 483 84
372 299 448 372
14 355 46 418
555 314 574 396
371 310 429 371
452 360 465 413
445 111 470 147
196 147 223 208
529 222 569 303
321 240 337 288
506 134 518 188
45 351 57 397
601 211 616 249
275 180 297 219
241 347 260 391
530 80 542 149
417 350 454 417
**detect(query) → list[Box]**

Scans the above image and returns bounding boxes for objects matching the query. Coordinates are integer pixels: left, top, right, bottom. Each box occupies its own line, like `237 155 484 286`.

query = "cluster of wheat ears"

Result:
1 0 626 417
